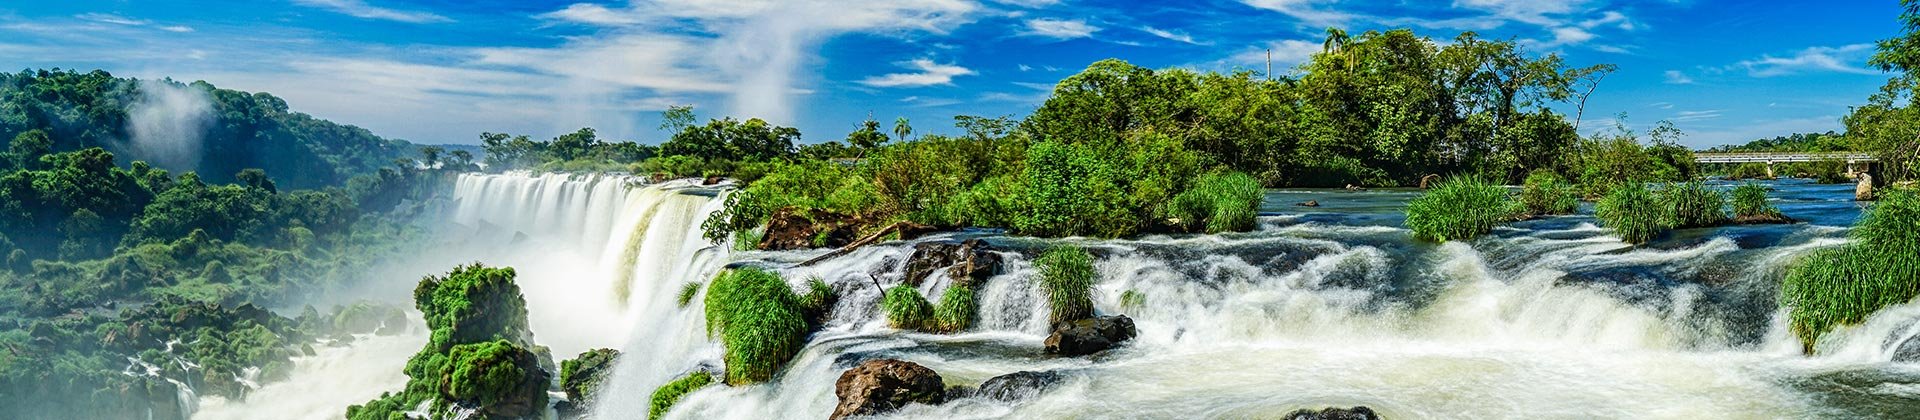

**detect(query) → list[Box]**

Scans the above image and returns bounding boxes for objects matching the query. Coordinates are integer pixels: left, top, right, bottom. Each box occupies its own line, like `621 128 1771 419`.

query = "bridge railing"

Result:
1693 152 1877 163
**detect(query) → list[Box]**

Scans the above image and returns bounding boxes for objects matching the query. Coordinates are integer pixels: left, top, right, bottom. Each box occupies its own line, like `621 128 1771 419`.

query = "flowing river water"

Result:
208 174 1920 419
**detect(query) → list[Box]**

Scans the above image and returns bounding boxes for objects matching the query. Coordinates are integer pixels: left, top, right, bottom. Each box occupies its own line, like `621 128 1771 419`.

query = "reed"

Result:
1405 175 1518 242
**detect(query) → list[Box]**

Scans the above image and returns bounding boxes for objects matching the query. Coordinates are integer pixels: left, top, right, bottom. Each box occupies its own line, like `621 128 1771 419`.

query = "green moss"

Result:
797 277 837 323
1168 171 1264 233
649 371 715 420
1404 175 1518 242
559 348 618 409
882 285 933 331
1783 189 1920 350
439 340 544 409
933 285 978 333
1036 246 1096 325
1519 170 1578 216
1596 182 1666 244
1660 182 1728 228
701 267 808 384
1731 183 1782 219
412 263 533 352
1119 289 1146 310
677 282 701 308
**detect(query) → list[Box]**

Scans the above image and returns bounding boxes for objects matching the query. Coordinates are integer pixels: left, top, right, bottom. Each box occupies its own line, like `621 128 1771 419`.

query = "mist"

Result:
126 79 214 171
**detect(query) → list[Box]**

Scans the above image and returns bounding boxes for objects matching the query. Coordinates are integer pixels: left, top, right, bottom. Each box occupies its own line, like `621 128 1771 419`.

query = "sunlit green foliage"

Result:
440 340 545 410
480 128 656 173
882 285 933 331
702 267 807 384
933 285 977 333
677 281 701 308
1731 183 1783 220
1660 182 1729 229
1782 189 1920 351
1036 246 1097 325
1571 119 1695 198
1520 170 1579 216
1405 176 1518 242
1169 171 1264 233
1596 182 1666 244
650 372 715 420
351 264 550 420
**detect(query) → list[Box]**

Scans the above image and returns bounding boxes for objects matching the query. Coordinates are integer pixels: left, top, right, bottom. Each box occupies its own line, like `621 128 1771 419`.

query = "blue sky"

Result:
0 0 1903 148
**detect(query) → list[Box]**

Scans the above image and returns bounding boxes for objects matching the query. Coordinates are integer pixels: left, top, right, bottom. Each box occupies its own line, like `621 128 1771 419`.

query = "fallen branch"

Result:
796 221 908 267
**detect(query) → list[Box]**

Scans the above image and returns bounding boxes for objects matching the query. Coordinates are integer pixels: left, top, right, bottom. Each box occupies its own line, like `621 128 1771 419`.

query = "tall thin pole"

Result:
1266 48 1272 81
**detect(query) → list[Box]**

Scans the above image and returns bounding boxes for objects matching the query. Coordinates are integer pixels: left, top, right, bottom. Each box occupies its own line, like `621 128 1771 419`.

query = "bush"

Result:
1727 163 1772 180
1168 171 1264 233
1404 175 1517 242
1035 246 1096 325
1660 182 1729 228
1519 170 1578 216
676 282 700 308
881 285 933 331
933 285 977 333
702 268 808 384
1731 183 1782 219
439 340 546 410
1780 189 1920 351
649 372 714 420
1596 182 1666 244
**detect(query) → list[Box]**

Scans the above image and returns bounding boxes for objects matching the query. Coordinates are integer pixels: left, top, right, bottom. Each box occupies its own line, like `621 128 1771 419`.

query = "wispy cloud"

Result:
1142 26 1206 45
1664 70 1694 84
536 3 642 26
75 13 194 32
293 0 452 23
1735 44 1877 77
1672 109 1723 122
1239 0 1355 27
861 58 976 87
1023 18 1098 40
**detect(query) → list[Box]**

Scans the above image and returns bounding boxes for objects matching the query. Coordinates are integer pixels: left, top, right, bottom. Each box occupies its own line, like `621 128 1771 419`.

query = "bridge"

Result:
1694 152 1878 178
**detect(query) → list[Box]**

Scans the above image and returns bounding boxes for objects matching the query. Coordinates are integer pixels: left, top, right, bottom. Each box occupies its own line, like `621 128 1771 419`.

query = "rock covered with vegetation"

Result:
1781 188 1920 352
1404 175 1519 242
701 267 828 385
347 264 552 420
831 359 946 420
556 348 619 418
1730 183 1794 224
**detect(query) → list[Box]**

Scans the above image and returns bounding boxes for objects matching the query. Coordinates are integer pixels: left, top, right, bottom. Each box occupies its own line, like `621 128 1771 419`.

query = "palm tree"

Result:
893 117 912 143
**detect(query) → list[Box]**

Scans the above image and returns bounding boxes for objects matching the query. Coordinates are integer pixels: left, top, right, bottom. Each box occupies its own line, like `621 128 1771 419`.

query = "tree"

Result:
419 146 445 168
235 168 277 194
8 130 51 170
847 119 889 151
893 117 913 142
660 105 697 133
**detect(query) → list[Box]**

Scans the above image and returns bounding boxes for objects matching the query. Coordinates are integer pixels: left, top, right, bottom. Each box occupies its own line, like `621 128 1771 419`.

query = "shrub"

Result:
1168 171 1264 233
1015 140 1137 238
1731 183 1782 219
1035 246 1096 325
1119 289 1145 310
702 268 808 384
439 340 545 410
1403 175 1517 242
1660 182 1729 228
649 372 715 420
1780 189 1920 351
1808 159 1850 184
798 277 836 323
676 282 700 308
881 285 933 331
1519 170 1578 216
932 285 977 333
1596 182 1666 244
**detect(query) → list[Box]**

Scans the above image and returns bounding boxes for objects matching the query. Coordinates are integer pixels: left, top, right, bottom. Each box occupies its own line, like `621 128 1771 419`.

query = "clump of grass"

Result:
1660 182 1729 228
1596 182 1666 244
1119 289 1146 310
1731 183 1785 221
797 277 836 324
1404 175 1518 242
882 285 933 330
932 285 977 333
701 267 808 384
1519 170 1579 216
1035 246 1096 325
676 282 701 308
648 371 714 420
1781 188 1920 352
1168 171 1265 233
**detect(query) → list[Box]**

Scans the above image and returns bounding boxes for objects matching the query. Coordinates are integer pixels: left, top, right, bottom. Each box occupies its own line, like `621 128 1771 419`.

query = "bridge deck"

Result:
1694 152 1876 163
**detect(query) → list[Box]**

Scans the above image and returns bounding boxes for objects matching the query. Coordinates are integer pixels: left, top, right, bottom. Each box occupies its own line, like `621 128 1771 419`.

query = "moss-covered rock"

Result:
557 348 620 418
440 340 550 419
649 371 715 420
703 267 809 384
347 263 553 420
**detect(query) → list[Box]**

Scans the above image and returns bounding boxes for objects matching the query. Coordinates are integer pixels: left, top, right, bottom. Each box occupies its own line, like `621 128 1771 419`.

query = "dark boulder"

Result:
903 239 1003 288
703 175 725 185
977 370 1064 401
759 208 862 251
1297 200 1319 207
1733 213 1796 225
1894 335 1920 362
831 359 945 420
1286 406 1380 420
1044 315 1137 357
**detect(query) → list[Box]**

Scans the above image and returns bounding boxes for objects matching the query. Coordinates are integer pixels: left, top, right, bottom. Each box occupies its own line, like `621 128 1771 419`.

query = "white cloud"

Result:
74 13 195 33
1018 64 1033 71
1452 0 1586 27
1581 11 1635 31
1671 109 1722 122
860 58 975 87
1664 70 1693 84
993 0 1060 7
293 0 452 23
538 3 643 26
1227 39 1321 73
1143 26 1206 45
1023 18 1098 39
1736 44 1877 77
1240 0 1355 27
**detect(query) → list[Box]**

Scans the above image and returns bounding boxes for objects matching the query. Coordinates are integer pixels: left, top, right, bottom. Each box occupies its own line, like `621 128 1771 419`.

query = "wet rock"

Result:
1733 213 1796 225
1857 174 1875 201
1894 335 1920 362
977 370 1064 401
832 359 946 420
758 208 861 251
1297 200 1320 207
556 348 619 419
1044 315 1137 357
1286 406 1380 420
703 175 725 185
903 239 1003 288
1344 184 1367 191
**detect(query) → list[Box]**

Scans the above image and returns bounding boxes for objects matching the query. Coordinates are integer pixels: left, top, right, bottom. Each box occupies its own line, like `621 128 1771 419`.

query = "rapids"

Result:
221 175 1920 419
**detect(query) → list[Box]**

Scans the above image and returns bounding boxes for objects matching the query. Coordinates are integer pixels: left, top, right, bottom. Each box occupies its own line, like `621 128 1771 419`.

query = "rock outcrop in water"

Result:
904 239 1003 287
1286 406 1381 420
556 348 619 418
1045 315 1138 356
831 359 946 419
345 264 553 420
760 208 861 250
977 370 1065 401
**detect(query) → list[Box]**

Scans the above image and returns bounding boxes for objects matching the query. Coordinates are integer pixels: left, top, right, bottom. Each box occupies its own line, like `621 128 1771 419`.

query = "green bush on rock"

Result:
702 267 808 385
1520 170 1578 216
933 285 978 333
1596 183 1666 244
649 371 715 420
1660 182 1729 229
1782 189 1920 351
1731 183 1789 223
1405 175 1518 242
1169 171 1264 233
882 285 934 331
348 263 551 420
1036 246 1096 325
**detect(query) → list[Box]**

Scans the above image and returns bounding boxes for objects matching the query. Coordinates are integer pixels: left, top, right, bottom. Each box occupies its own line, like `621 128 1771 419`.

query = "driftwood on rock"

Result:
797 221 933 267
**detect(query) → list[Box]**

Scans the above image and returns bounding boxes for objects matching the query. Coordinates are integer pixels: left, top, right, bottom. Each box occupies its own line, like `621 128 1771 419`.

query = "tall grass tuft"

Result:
1404 175 1518 242
676 282 701 308
933 285 978 333
648 372 714 420
1596 182 1666 244
1781 188 1920 351
881 285 933 330
1520 170 1579 216
1731 183 1784 220
1035 246 1097 325
1168 171 1265 233
1660 182 1729 228
701 268 808 384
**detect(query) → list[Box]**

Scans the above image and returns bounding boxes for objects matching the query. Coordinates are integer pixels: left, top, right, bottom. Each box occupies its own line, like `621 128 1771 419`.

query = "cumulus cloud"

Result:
1736 44 1877 77
1023 18 1099 39
126 80 215 171
293 0 452 23
861 58 975 87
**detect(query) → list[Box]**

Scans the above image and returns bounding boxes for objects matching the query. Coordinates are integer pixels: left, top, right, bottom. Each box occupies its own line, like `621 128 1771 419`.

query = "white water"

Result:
205 175 1920 419
194 331 426 420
